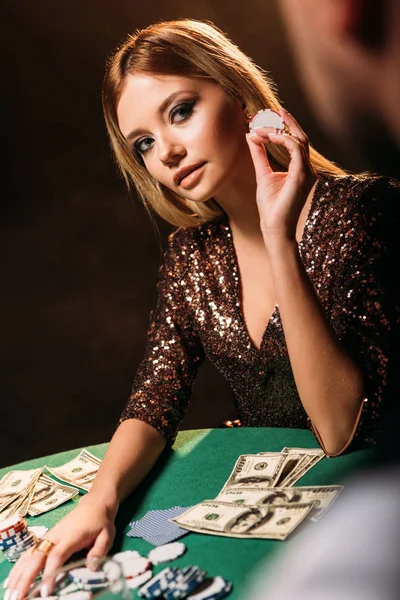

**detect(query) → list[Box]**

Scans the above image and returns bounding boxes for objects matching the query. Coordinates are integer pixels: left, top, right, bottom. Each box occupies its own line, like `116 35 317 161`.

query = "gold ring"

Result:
33 539 56 555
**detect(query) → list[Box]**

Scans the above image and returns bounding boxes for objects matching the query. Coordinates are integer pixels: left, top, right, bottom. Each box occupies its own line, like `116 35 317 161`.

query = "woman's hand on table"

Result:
5 493 117 600
246 107 316 247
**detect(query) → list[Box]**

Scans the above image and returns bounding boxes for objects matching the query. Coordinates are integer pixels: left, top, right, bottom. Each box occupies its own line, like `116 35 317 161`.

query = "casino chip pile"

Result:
36 544 232 600
114 543 232 600
0 516 47 562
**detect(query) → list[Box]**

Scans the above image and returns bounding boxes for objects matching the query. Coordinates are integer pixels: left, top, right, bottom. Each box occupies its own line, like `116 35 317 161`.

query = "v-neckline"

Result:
222 177 324 356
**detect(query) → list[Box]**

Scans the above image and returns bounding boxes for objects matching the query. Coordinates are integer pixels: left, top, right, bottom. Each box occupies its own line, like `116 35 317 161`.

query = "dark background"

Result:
1 0 354 468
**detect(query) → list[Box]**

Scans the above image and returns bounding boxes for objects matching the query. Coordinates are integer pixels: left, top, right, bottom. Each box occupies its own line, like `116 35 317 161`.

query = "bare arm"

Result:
6 419 166 600
88 418 167 512
267 238 364 456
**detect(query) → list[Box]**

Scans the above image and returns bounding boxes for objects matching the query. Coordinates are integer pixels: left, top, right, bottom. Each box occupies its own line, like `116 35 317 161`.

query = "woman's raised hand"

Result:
246 107 317 245
4 494 117 600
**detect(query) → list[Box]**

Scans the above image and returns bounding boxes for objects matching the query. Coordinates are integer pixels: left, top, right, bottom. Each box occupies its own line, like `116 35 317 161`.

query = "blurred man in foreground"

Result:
279 0 400 176
247 1 400 597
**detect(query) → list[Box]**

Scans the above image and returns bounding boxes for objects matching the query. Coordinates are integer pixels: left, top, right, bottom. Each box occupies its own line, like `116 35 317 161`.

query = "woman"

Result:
5 18 399 597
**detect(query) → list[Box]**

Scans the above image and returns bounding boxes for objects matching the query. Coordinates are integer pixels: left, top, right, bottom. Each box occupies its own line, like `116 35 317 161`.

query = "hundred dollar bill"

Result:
258 448 325 487
279 448 325 487
172 500 313 540
28 473 79 516
46 450 101 492
0 487 34 520
0 468 43 514
220 454 286 491
216 485 343 521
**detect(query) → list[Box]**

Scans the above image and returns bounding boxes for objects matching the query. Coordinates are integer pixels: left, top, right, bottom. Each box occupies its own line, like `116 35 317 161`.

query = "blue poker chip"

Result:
68 567 107 586
138 567 178 598
0 530 30 549
187 576 232 600
164 566 207 600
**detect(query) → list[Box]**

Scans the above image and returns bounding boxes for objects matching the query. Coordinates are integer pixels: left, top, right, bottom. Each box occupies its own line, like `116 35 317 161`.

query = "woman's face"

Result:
117 73 250 203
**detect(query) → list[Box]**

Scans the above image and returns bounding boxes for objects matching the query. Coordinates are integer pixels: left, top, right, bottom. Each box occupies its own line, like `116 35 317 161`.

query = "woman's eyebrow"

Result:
125 90 195 143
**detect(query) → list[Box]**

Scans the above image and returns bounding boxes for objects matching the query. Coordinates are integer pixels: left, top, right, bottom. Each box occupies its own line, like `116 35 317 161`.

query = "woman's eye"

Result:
170 101 195 124
134 137 153 155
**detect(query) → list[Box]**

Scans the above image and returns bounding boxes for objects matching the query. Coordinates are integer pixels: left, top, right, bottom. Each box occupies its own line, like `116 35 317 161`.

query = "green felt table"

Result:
0 428 372 599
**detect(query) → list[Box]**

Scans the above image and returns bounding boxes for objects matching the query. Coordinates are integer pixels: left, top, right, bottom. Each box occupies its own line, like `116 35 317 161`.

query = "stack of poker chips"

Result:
137 566 232 600
0 516 39 562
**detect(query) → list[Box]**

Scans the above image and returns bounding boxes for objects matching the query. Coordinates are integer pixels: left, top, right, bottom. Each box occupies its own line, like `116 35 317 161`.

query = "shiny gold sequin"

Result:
120 175 400 451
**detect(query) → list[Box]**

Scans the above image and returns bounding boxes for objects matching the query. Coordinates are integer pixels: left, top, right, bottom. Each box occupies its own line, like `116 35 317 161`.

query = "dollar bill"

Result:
257 448 325 487
216 485 342 521
220 453 286 491
46 450 101 492
28 474 79 516
0 468 43 515
173 500 313 540
279 448 325 487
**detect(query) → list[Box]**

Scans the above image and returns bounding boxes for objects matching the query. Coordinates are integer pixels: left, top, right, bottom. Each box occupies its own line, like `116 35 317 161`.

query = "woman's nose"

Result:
158 136 186 165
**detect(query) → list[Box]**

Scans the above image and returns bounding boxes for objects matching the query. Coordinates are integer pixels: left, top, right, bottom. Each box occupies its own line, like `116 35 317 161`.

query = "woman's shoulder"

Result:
162 214 228 273
319 172 400 207
317 173 400 227
166 214 228 253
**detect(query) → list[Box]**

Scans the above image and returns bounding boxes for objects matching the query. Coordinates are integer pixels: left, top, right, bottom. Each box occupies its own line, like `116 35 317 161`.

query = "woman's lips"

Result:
179 163 206 189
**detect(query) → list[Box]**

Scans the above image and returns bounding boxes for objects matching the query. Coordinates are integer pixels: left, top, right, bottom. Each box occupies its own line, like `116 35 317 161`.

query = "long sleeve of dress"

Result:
330 176 400 450
119 229 206 444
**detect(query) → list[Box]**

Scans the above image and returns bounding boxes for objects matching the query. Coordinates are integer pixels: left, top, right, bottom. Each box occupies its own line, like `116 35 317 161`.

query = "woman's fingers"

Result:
5 547 48 600
279 107 309 145
86 526 114 561
245 132 273 183
252 127 312 181
268 132 310 175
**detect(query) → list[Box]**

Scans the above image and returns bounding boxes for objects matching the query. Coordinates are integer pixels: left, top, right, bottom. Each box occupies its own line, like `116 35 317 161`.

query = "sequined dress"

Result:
120 175 400 452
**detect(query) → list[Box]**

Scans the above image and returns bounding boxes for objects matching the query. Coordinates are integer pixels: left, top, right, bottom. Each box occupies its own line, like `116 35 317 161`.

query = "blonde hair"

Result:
103 18 345 227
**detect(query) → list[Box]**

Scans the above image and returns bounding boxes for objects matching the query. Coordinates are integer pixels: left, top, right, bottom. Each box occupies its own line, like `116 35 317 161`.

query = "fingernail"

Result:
11 591 20 600
4 589 10 600
3 578 9 589
40 584 49 598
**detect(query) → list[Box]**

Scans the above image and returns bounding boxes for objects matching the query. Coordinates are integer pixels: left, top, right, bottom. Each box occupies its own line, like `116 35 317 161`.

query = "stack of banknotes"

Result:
173 447 343 540
0 450 101 520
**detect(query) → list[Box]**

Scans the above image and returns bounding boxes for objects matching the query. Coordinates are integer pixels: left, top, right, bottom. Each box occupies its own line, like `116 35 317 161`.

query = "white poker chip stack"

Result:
0 516 42 563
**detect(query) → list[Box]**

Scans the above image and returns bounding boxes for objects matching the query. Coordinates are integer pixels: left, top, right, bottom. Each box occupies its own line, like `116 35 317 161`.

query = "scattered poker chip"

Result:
68 567 107 585
58 582 81 596
125 569 153 590
187 576 232 600
112 549 142 562
112 554 150 578
148 542 187 565
138 567 178 598
60 591 92 600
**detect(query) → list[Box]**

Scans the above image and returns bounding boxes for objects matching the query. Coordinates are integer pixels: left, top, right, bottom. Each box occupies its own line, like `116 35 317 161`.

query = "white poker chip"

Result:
69 567 107 584
148 542 187 565
112 555 150 579
112 550 142 562
125 569 153 590
61 592 92 600
28 526 48 540
249 109 285 133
